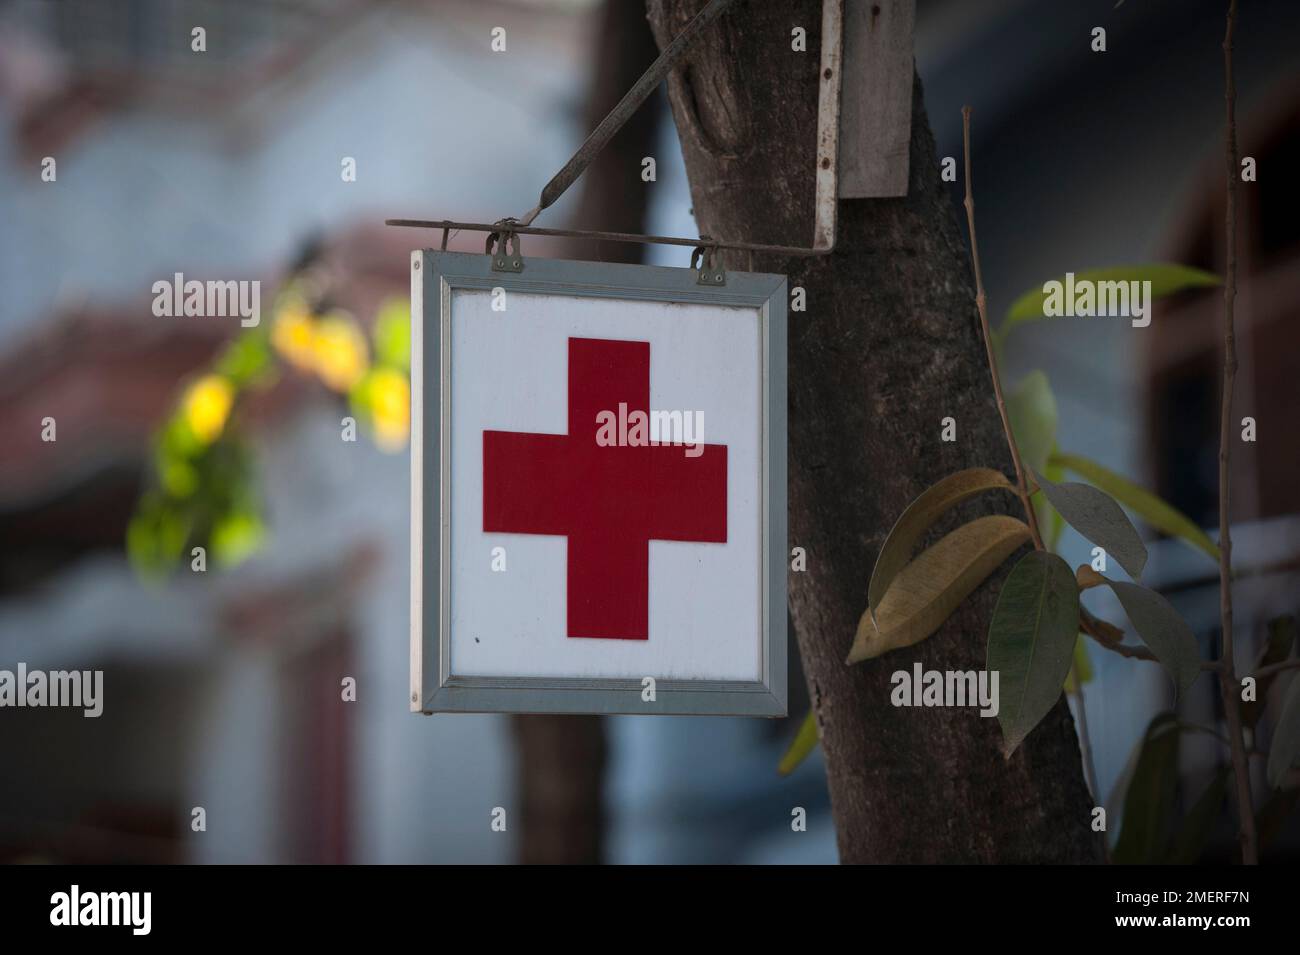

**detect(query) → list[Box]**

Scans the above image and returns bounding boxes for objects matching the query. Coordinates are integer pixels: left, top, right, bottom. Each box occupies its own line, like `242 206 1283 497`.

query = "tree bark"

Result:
511 714 607 864
567 0 664 266
647 0 1104 863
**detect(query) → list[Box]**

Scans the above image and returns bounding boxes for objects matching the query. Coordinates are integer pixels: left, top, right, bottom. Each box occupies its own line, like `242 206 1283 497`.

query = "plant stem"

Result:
961 106 1045 551
1217 0 1258 866
1079 608 1219 669
1255 658 1300 680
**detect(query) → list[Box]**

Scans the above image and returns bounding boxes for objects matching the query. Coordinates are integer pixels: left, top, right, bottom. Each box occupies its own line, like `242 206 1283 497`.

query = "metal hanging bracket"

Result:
487 222 524 273
692 244 725 286
389 0 847 262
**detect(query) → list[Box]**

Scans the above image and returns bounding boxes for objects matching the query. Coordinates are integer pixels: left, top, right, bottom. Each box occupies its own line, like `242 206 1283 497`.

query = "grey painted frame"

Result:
410 250 787 716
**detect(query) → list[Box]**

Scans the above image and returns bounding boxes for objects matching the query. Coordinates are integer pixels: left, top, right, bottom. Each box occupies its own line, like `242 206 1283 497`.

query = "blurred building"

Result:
0 0 1296 863
0 0 831 865
0 0 580 864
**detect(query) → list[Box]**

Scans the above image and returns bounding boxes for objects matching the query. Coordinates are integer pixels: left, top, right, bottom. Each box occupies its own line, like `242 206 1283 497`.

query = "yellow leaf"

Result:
867 468 1015 628
367 367 410 451
311 311 370 392
182 374 234 445
777 712 819 776
271 301 317 372
1088 614 1125 645
1076 564 1106 590
848 515 1032 664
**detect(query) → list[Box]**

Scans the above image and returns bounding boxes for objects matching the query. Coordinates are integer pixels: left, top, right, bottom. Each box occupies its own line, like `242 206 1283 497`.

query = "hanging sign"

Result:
409 251 787 716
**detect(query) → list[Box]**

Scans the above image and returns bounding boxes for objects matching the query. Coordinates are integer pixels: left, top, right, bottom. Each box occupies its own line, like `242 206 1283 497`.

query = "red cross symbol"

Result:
484 337 727 640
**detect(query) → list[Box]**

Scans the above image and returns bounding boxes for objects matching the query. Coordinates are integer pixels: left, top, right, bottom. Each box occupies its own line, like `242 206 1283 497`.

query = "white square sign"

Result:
410 251 786 715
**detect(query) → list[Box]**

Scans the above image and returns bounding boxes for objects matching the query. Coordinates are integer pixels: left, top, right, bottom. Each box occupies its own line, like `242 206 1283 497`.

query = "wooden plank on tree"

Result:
838 0 915 198
813 0 845 250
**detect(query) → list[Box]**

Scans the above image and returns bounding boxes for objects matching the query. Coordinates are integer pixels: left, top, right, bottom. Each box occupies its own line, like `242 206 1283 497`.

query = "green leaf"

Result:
1075 635 1093 683
1105 711 1174 809
1104 580 1202 700
160 458 199 498
1006 371 1057 477
1051 452 1219 562
1000 264 1220 341
373 298 411 371
1166 768 1229 864
1113 712 1181 864
1243 615 1296 730
1267 674 1300 790
778 712 818 777
211 508 266 568
1041 446 1066 551
1032 469 1147 580
126 493 193 579
848 515 1032 664
867 467 1015 624
159 412 203 462
126 503 162 575
1064 634 1093 693
987 551 1080 754
215 328 274 387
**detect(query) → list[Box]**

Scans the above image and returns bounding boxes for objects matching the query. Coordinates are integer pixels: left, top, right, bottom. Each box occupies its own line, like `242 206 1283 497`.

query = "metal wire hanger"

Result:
385 0 844 262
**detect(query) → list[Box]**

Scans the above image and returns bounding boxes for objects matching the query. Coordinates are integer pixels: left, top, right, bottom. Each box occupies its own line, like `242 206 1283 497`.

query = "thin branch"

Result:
1255 658 1300 680
1251 634 1273 672
1081 608 1219 670
961 107 1045 551
1216 0 1258 866
1081 611 1155 663
1089 635 1156 664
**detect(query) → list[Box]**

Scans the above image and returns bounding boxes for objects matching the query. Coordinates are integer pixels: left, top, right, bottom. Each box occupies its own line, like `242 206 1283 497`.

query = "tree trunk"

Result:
511 715 607 864
646 0 1104 863
508 0 661 865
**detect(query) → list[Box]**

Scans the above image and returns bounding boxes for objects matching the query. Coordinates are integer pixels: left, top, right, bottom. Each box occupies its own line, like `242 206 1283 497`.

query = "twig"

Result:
961 106 1045 551
1255 658 1300 680
1089 634 1156 664
1216 0 1258 866
1081 610 1153 662
1081 608 1218 670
